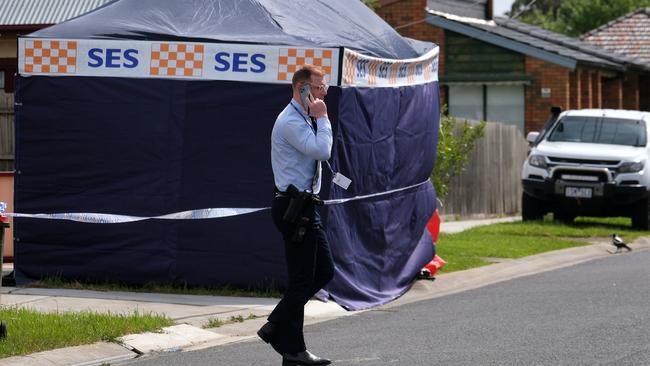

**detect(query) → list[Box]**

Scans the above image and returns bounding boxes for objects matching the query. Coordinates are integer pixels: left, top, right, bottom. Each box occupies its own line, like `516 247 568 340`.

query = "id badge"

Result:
332 172 352 190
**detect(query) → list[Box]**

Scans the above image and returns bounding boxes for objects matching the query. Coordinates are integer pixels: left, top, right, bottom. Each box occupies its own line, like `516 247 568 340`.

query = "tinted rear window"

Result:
548 116 647 147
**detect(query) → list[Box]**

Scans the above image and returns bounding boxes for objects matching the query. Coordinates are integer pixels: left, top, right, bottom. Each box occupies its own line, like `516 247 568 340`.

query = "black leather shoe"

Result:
257 322 282 355
257 322 274 343
282 350 331 365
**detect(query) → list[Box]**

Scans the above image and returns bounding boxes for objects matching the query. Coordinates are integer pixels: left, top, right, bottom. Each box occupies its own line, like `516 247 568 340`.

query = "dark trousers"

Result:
268 196 335 354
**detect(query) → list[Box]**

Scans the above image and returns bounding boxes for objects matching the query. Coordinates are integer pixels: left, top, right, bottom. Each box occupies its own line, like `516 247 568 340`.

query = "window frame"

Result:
447 83 525 132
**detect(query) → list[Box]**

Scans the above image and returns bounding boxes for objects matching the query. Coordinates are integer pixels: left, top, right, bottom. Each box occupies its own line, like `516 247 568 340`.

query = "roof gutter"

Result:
578 59 625 73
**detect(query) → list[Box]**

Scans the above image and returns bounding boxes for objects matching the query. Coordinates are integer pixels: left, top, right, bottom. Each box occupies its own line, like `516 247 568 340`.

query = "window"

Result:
548 116 647 147
448 84 525 132
448 85 483 121
0 59 17 93
487 85 524 131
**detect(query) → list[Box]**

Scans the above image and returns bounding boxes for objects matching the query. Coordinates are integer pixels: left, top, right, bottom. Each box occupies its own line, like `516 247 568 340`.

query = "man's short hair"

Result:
292 65 325 89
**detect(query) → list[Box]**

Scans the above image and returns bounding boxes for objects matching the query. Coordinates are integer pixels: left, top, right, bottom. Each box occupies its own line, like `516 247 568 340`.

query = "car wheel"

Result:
522 192 544 221
631 196 650 230
554 211 575 224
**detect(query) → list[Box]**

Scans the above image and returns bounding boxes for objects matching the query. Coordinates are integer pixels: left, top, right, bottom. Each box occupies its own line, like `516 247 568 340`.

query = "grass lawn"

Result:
0 308 173 359
437 216 647 273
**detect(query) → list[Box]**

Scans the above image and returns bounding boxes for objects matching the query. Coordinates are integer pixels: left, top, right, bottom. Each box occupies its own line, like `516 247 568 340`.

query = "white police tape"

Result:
323 179 431 205
3 179 431 224
6 208 270 224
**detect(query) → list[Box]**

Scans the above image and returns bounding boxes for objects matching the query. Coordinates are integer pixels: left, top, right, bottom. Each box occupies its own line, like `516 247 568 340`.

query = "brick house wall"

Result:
569 70 580 109
579 70 592 109
602 77 623 109
591 71 602 108
640 75 650 111
525 57 570 132
622 72 640 110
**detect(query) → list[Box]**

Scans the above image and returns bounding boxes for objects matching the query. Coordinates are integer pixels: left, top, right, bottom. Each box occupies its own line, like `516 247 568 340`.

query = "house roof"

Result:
0 0 113 25
496 16 650 71
582 8 650 65
426 8 650 72
426 9 625 71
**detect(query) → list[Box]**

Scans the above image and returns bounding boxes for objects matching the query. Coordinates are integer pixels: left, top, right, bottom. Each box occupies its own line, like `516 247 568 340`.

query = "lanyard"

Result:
288 102 335 174
290 102 317 133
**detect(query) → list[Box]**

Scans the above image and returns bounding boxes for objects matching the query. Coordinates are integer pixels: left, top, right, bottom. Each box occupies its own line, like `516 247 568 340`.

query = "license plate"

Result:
565 187 592 198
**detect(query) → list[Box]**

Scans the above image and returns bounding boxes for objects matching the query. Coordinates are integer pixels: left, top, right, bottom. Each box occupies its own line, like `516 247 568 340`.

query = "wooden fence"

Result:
0 92 14 172
438 121 529 218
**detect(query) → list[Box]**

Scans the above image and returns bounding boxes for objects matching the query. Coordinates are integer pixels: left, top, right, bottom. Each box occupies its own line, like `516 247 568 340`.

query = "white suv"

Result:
522 108 650 229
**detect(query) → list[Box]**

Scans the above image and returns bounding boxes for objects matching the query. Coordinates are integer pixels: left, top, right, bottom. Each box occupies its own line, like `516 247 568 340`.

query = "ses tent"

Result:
14 0 440 310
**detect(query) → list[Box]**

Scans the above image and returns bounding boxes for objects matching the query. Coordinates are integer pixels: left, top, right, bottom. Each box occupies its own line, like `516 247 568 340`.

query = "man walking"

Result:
258 65 334 365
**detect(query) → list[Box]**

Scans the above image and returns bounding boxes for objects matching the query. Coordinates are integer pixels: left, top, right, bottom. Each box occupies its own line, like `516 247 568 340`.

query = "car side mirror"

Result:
526 131 540 144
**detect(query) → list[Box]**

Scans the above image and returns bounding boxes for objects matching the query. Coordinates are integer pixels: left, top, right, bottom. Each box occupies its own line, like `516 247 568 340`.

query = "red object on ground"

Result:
422 255 446 277
420 209 445 278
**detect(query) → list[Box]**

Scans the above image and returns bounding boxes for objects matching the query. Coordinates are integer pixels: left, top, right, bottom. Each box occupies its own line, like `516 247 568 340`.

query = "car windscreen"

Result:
547 116 647 147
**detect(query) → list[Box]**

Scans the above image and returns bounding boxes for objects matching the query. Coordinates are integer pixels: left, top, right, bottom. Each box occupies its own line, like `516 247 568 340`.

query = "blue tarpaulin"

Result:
14 0 440 310
28 0 428 59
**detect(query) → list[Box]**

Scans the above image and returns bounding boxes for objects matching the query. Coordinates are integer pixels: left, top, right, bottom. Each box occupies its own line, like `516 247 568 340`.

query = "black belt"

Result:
274 187 288 198
275 191 289 198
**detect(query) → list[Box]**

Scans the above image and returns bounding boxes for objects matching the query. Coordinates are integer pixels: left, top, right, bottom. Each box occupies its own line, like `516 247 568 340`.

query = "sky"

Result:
494 0 516 16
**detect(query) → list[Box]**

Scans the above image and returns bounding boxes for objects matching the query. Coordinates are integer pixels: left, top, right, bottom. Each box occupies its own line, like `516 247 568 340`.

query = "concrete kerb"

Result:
0 290 350 366
438 216 521 234
2 220 648 365
386 236 650 309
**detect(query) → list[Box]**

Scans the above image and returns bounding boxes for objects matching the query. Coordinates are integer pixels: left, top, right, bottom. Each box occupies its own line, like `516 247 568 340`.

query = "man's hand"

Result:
308 99 328 119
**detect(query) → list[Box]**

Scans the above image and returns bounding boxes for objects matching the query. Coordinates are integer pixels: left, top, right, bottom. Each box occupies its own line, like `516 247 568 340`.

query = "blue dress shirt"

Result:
271 99 333 194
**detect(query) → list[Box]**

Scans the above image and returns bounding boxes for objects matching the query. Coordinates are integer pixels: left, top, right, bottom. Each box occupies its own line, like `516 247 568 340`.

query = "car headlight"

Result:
618 161 644 173
528 154 548 169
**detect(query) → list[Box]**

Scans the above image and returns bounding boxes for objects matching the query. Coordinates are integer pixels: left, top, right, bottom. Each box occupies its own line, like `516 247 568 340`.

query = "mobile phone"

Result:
299 84 312 111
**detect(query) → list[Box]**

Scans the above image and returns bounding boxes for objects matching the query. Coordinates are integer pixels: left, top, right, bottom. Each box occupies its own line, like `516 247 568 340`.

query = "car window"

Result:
548 116 647 147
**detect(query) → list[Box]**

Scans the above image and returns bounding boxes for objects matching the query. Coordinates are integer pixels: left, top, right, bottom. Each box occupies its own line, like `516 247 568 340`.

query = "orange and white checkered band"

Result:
424 60 432 80
277 48 334 82
389 62 402 85
367 60 380 85
23 40 77 74
343 52 358 85
407 63 416 84
150 43 204 77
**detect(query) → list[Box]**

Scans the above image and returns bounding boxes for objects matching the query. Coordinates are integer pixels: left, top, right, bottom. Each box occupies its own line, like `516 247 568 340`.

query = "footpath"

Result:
2 216 649 366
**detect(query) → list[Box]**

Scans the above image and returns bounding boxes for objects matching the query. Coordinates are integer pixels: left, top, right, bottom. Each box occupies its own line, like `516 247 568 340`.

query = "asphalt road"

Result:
126 249 650 366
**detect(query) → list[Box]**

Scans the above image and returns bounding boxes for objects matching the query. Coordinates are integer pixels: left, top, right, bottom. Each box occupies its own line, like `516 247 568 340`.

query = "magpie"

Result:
612 234 632 253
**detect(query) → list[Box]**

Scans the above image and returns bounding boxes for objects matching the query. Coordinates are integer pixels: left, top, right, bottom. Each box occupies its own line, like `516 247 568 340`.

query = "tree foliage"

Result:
508 0 650 37
431 108 486 202
509 0 562 16
361 0 380 11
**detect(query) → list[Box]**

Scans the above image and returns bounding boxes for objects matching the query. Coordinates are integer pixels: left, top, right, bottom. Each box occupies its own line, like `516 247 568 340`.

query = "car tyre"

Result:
522 192 544 221
554 211 575 224
631 196 650 230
